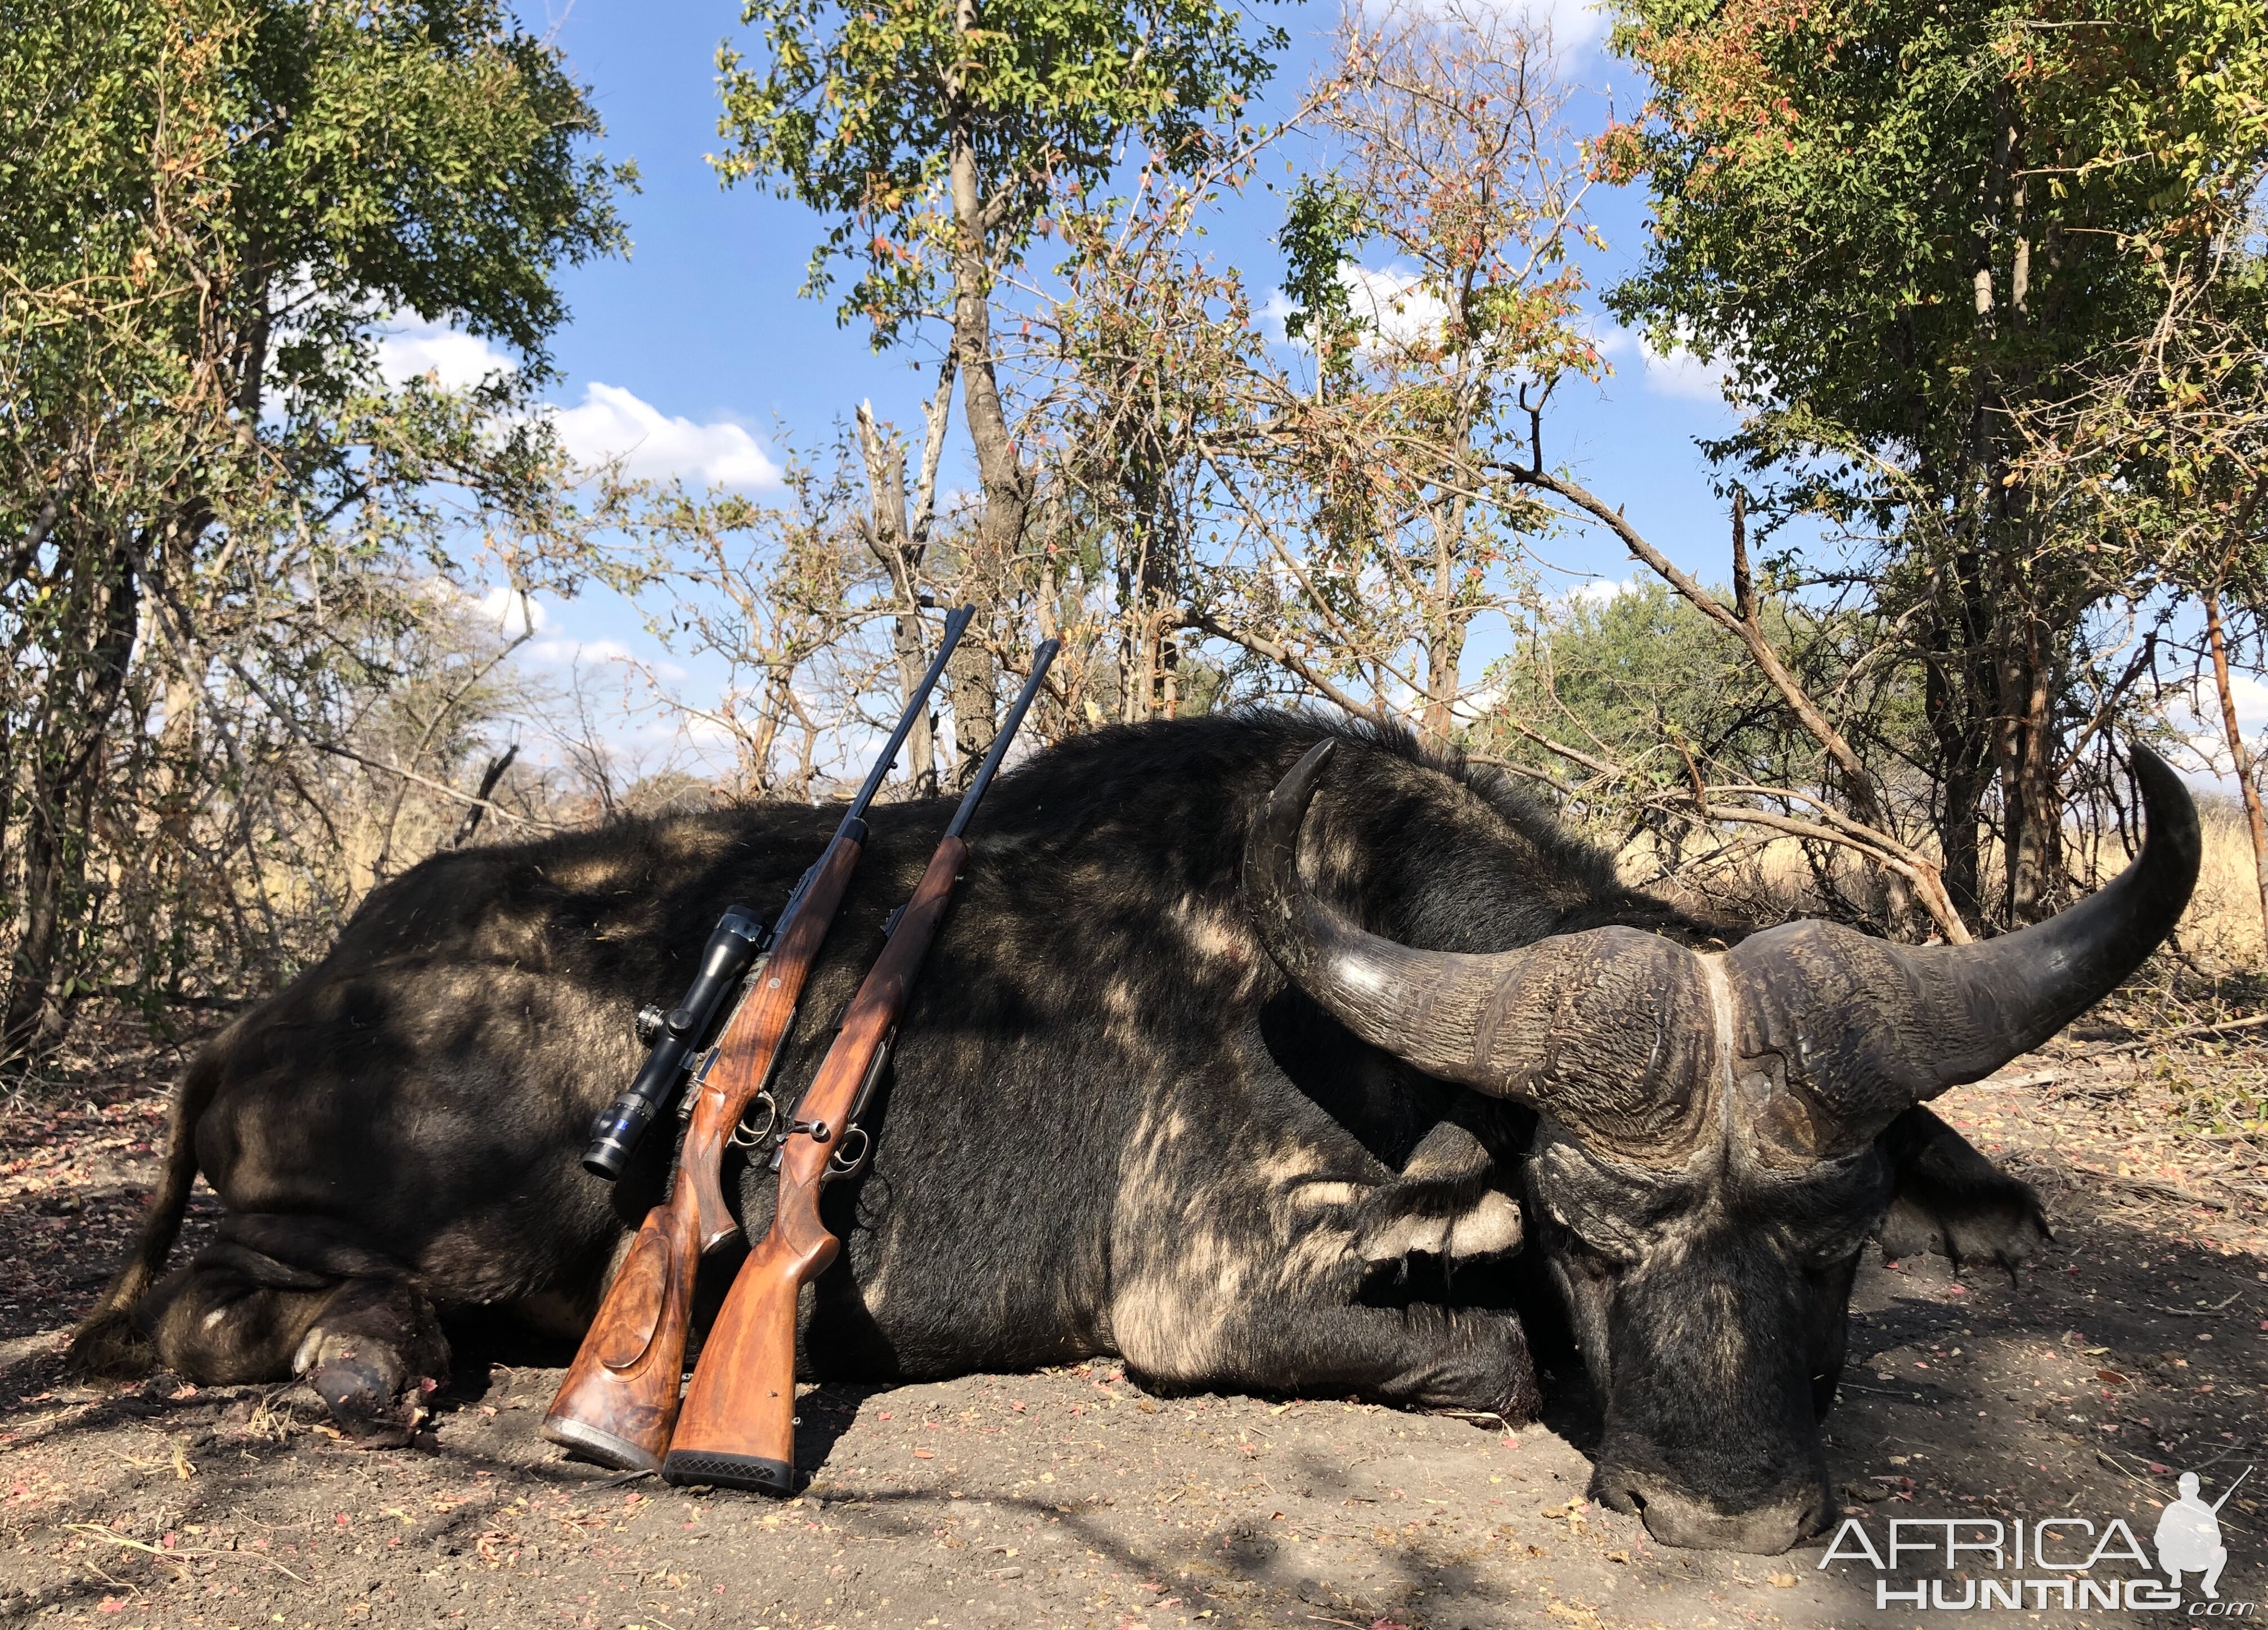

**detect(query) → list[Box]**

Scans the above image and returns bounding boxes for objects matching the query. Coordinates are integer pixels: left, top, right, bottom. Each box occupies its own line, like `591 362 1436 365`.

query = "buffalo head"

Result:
1244 740 2198 1553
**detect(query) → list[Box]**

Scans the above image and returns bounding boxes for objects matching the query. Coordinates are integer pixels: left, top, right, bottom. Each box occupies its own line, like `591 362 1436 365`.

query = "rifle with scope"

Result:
542 605 973 1474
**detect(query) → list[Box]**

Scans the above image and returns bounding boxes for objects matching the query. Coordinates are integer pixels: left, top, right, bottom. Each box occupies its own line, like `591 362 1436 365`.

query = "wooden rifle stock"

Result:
662 836 968 1492
540 834 863 1472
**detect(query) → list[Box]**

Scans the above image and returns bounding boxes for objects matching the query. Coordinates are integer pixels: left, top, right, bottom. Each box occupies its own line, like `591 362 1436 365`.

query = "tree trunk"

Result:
1992 612 2059 923
2 528 143 1066
944 0 1029 785
946 638 997 788
1418 426 1475 740
2204 584 2268 955
1922 627 1991 927
1123 438 1181 721
856 402 940 798
1421 620 1464 742
3 776 94 1065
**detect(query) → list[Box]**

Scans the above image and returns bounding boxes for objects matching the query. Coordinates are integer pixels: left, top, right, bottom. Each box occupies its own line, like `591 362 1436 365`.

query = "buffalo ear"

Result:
1874 1106 2050 1280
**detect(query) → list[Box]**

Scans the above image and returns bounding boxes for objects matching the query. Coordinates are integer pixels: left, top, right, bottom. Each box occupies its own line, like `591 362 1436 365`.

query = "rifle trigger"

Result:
730 1090 779 1149
825 1124 872 1180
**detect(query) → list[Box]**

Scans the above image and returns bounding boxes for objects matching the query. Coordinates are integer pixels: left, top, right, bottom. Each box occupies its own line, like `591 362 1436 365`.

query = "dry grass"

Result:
1624 794 2267 978
2176 796 2268 973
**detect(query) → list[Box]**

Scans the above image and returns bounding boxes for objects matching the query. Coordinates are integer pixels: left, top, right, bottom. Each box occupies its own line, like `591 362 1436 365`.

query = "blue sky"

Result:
372 0 2268 807
398 0 1824 772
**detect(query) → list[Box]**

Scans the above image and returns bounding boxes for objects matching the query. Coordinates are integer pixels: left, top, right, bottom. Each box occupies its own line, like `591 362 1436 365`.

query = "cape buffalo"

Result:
68 712 2195 1555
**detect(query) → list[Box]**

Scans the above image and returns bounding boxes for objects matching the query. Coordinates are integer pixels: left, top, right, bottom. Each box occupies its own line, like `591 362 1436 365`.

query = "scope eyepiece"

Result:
580 904 767 1180
583 1093 658 1180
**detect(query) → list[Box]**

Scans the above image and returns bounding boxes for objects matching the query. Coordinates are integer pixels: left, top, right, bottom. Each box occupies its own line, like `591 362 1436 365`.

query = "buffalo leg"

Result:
1875 1106 2050 1276
140 1250 449 1446
1115 1294 1540 1420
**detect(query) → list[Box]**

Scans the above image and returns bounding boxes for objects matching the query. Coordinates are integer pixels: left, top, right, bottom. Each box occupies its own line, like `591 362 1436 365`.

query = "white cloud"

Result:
1268 265 1453 359
474 585 548 638
1429 0 1605 54
1636 332 1732 402
1450 685 1502 723
377 317 782 492
2229 671 2268 731
2168 670 2268 736
551 383 783 491
2156 671 2268 794
1342 266 1452 353
678 713 741 750
377 319 518 390
531 636 618 664
1567 574 1640 605
1591 321 1733 403
1357 0 1606 65
529 636 650 668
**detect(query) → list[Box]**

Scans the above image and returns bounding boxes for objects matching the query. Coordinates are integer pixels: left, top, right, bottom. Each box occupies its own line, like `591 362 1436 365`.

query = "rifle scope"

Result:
583 905 767 1179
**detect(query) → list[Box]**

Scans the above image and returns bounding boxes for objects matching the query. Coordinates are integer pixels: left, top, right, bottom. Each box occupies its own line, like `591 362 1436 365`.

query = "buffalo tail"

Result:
62 1040 227 1378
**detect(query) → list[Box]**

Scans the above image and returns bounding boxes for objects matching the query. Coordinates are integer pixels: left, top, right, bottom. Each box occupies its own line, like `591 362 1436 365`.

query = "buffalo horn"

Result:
1243 741 1717 1155
1725 742 2201 1151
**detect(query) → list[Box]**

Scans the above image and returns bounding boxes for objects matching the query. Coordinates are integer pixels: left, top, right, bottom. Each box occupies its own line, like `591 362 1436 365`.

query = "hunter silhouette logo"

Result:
2158 1467 2250 1600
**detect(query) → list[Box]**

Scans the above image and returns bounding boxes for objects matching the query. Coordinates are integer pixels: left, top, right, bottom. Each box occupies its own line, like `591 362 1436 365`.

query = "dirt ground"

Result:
2 1012 2262 1630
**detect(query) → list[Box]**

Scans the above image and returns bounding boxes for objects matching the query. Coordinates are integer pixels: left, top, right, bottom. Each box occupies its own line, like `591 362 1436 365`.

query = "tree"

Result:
614 460 886 802
1293 0 1599 739
1031 0 1598 740
1 0 629 1062
713 0 1282 782
2015 237 2268 950
1601 0 2268 926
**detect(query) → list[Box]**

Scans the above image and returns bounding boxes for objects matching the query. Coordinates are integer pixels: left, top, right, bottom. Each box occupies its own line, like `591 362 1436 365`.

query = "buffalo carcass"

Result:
68 712 2195 1553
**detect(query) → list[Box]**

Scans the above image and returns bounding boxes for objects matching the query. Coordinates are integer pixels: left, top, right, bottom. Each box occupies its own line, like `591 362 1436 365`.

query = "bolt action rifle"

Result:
541 607 974 1473
660 637 1061 1493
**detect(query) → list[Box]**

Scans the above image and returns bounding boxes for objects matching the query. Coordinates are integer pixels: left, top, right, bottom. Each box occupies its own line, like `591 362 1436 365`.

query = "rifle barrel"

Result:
945 638 1059 841
844 605 973 827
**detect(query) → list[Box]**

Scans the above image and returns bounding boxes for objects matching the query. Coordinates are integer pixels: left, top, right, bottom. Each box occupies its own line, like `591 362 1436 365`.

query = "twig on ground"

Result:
2068 1014 2268 1058
69 1524 308 1583
2147 1291 2246 1318
2116 1177 2233 1212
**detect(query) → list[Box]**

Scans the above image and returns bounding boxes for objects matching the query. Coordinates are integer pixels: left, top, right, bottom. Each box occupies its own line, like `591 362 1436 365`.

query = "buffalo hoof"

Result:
1876 1183 2050 1278
304 1354 431 1448
62 1309 158 1382
1876 1107 2053 1280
